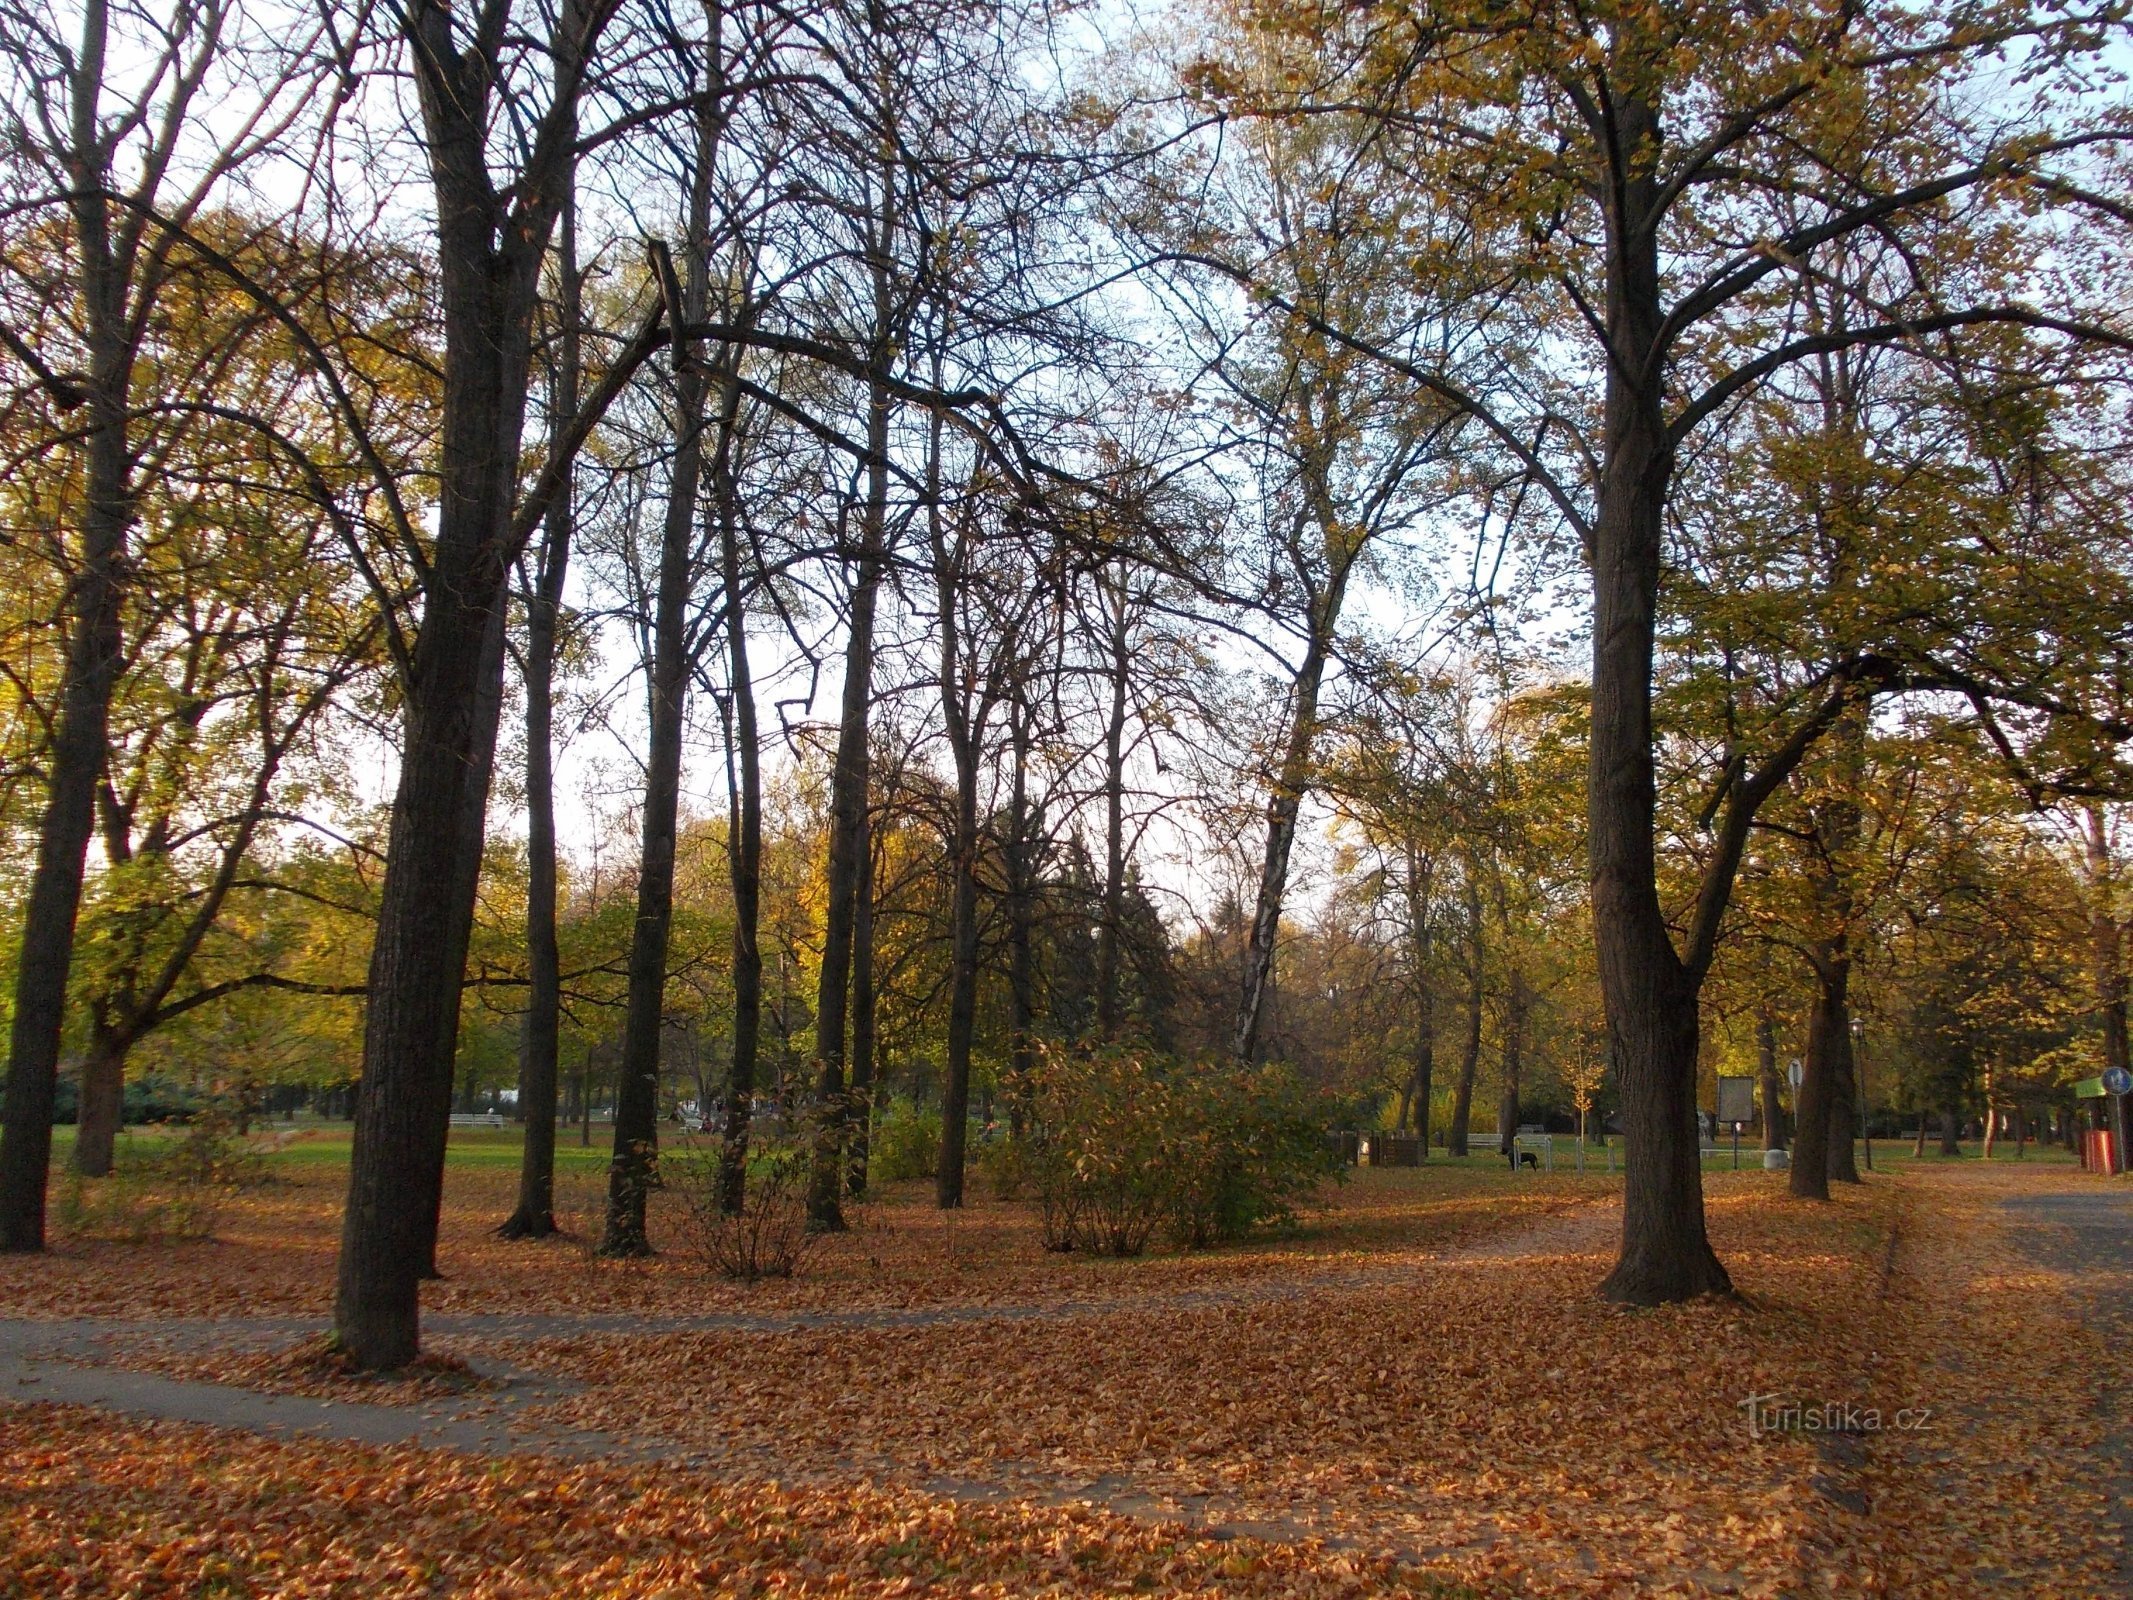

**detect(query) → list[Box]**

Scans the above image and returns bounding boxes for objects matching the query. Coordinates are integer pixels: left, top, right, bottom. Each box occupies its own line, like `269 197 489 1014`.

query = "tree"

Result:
0 0 335 1250
1193 0 2133 1301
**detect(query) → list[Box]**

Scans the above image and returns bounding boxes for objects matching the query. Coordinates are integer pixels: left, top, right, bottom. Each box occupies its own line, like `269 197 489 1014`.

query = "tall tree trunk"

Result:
1448 877 1482 1156
932 468 985 1209
1939 1105 1961 1157
332 0 605 1370
0 0 132 1249
806 351 892 1231
845 812 875 1200
2083 805 2131 1092
1234 629 1332 1063
501 176 579 1243
1790 942 1859 1199
937 758 982 1209
715 413 763 1219
1005 699 1038 1108
71 1027 128 1179
1095 567 1130 1037
1591 90 1730 1304
1756 1010 1785 1151
1497 962 1527 1165
603 167 716 1258
1407 863 1435 1152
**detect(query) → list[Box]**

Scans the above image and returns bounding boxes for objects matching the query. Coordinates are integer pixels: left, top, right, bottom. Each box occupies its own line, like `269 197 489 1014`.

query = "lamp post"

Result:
1852 1016 1872 1172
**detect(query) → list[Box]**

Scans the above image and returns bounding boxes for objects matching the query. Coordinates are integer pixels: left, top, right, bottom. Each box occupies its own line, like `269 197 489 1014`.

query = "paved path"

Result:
2002 1186 2133 1592
0 1196 1621 1562
0 1194 1622 1447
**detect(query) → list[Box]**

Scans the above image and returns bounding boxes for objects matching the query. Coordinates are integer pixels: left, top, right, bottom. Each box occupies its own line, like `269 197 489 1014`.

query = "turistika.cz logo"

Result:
1739 1393 1934 1438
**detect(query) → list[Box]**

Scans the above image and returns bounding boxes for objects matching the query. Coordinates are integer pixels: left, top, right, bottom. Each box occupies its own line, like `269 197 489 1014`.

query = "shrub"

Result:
1010 1045 1338 1256
53 1113 263 1244
668 1143 820 1281
1162 1060 1340 1247
868 1097 942 1184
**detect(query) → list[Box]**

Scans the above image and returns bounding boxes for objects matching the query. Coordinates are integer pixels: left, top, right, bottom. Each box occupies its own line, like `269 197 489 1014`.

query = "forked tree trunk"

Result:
332 0 608 1371
1590 92 1729 1304
933 477 987 1209
807 386 890 1231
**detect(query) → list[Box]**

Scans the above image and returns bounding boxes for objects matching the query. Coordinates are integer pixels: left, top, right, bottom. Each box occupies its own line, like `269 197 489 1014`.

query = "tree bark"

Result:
2084 804 2131 1091
1095 565 1131 1037
71 1030 127 1179
715 399 763 1220
1590 90 1729 1304
501 176 580 1243
603 166 717 1259
806 349 892 1231
1497 962 1527 1166
844 809 876 1200
1448 876 1482 1156
933 472 986 1210
331 0 606 1370
1234 628 1332 1063
1405 852 1435 1152
0 0 133 1249
1756 1010 1785 1151
1005 697 1039 1104
1791 950 1856 1199
937 759 982 1209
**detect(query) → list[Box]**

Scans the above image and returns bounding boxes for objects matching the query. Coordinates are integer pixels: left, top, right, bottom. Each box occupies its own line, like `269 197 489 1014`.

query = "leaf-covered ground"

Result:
0 1135 1609 1320
1 1149 2124 1595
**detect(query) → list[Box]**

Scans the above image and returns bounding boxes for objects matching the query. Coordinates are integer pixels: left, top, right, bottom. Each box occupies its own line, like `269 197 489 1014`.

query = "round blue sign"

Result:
2106 1066 2133 1096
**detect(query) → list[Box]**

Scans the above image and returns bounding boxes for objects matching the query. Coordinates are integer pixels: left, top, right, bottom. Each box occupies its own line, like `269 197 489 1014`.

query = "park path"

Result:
0 1193 1627 1560
1998 1184 2133 1593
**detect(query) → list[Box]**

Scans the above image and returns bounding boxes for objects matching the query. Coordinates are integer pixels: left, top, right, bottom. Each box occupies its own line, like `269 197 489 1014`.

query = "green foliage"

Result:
53 1111 264 1243
1165 1058 1341 1247
1011 1044 1339 1256
867 1097 942 1184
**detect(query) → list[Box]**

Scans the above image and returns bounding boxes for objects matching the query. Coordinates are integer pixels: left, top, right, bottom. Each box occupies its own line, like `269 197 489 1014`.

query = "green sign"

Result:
2076 1075 2108 1099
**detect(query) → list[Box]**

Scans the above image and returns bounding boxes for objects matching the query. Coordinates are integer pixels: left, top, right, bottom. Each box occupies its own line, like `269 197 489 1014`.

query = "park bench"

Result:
448 1112 505 1128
